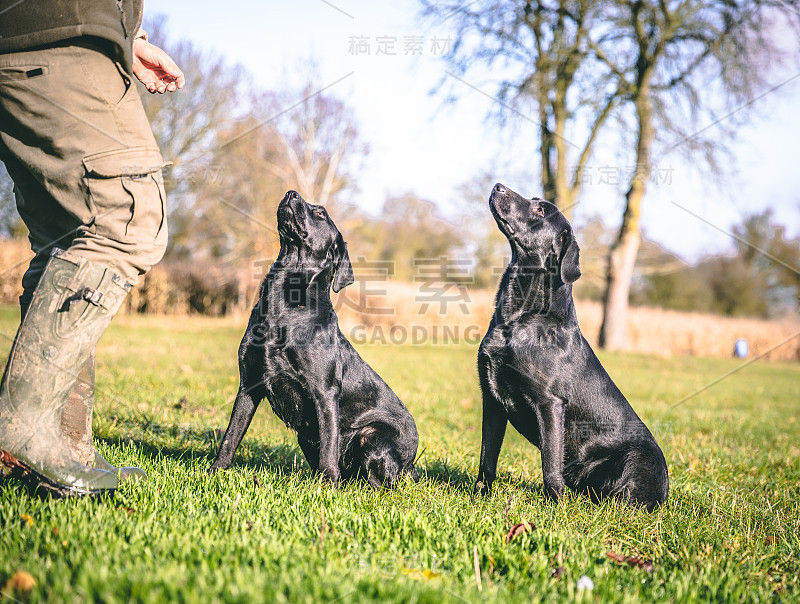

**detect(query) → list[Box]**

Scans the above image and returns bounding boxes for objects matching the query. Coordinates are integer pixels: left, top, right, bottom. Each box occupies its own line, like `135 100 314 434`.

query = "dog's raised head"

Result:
277 190 354 292
489 183 580 285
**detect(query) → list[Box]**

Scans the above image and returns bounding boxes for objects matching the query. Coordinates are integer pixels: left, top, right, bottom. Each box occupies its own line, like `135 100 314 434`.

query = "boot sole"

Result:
1 450 115 499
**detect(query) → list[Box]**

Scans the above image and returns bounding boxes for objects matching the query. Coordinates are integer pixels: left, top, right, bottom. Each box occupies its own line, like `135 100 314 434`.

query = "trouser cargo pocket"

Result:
82 147 169 246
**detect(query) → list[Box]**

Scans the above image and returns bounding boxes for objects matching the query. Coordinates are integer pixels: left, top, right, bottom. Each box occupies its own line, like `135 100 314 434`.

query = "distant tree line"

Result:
0 14 797 321
631 210 800 318
419 0 800 346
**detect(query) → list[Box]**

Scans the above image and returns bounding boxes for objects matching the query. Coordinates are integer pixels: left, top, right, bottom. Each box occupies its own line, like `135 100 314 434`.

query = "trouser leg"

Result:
14 185 147 483
0 40 169 287
0 40 168 493
0 250 129 496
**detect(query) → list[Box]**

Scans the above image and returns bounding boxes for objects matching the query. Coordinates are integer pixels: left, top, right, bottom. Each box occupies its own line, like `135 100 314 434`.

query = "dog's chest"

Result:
480 326 560 437
264 376 318 435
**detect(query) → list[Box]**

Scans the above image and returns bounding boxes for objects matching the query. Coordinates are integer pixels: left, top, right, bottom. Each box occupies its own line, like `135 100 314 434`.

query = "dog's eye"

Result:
314 209 326 219
534 206 545 217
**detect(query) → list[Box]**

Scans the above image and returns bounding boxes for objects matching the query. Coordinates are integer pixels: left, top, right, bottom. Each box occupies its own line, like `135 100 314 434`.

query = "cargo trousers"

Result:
0 39 168 304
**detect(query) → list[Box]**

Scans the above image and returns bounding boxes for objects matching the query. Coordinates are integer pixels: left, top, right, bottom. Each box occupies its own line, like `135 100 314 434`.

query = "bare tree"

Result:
420 1 621 220
139 15 247 192
185 75 368 267
420 0 799 349
597 0 798 349
254 75 368 208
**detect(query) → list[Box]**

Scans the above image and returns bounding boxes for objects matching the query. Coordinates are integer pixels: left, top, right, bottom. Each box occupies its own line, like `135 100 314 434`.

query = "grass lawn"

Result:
1 306 798 602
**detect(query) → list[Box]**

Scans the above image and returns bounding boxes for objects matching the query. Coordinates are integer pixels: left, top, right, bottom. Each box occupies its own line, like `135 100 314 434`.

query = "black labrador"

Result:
210 191 419 488
475 183 668 511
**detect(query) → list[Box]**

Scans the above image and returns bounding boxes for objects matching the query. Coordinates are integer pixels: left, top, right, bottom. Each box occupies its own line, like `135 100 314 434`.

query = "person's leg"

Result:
12 182 145 482
60 350 145 482
0 40 168 494
0 39 168 284
0 248 130 496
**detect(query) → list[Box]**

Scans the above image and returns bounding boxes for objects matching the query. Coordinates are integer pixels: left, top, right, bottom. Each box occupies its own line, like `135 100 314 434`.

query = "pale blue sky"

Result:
148 0 800 261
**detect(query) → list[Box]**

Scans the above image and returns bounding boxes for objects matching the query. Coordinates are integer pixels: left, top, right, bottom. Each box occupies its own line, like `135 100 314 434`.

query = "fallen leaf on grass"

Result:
505 521 534 543
20 514 33 528
607 551 654 572
764 536 778 546
401 568 441 580
2 570 36 596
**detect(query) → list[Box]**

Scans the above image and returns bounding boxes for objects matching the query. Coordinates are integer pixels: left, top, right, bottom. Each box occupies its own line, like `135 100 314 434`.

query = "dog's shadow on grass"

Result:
418 458 475 493
99 432 312 478
99 419 488 492
420 461 553 501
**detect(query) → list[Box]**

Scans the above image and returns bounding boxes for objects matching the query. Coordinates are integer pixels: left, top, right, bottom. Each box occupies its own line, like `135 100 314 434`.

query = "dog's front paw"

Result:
474 479 491 497
207 462 228 475
321 467 340 488
543 476 564 502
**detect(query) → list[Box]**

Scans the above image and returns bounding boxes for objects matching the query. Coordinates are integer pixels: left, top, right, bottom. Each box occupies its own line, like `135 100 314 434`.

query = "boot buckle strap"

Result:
82 288 104 306
64 279 107 309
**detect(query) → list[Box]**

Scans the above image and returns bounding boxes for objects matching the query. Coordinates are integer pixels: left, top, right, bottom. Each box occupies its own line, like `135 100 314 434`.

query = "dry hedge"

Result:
1 240 797 361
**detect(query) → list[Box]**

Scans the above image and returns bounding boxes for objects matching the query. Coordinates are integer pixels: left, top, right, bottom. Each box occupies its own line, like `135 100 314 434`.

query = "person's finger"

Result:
136 71 159 93
158 52 185 87
137 74 157 93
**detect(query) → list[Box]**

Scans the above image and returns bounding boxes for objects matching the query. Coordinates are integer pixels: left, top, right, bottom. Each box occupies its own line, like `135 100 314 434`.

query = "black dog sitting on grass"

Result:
210 191 419 488
475 183 668 511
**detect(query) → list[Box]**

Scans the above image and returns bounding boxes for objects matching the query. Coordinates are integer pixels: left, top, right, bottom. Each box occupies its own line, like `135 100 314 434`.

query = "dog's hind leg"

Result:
209 384 266 472
364 444 401 490
580 445 668 511
613 447 669 512
355 426 402 489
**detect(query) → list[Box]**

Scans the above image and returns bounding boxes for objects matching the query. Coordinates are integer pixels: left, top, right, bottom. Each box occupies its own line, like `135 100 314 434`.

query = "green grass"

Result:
1 306 798 602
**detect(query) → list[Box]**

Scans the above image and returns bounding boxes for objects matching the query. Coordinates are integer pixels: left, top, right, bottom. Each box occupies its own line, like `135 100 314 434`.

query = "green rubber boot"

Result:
0 249 130 497
60 350 146 483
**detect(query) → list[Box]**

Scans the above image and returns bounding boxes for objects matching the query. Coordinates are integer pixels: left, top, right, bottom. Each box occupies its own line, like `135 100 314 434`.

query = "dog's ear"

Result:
558 230 581 284
332 233 354 292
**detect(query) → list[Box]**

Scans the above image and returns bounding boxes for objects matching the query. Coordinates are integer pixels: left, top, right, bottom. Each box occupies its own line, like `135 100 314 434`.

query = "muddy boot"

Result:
20 293 146 483
60 350 146 482
0 249 130 497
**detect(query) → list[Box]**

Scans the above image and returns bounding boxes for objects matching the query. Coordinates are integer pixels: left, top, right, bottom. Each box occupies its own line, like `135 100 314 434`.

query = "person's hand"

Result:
132 38 185 94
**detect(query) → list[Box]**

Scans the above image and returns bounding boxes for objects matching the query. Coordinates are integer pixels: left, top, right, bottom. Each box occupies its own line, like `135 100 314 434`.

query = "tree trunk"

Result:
552 83 573 221
599 76 653 350
599 200 642 350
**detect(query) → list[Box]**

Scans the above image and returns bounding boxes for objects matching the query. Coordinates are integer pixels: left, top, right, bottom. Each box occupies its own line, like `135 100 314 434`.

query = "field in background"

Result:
332 282 800 362
0 308 798 602
2 239 797 361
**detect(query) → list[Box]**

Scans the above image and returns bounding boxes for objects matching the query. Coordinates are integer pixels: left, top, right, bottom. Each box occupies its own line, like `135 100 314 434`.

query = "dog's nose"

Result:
493 183 506 194
286 190 299 200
